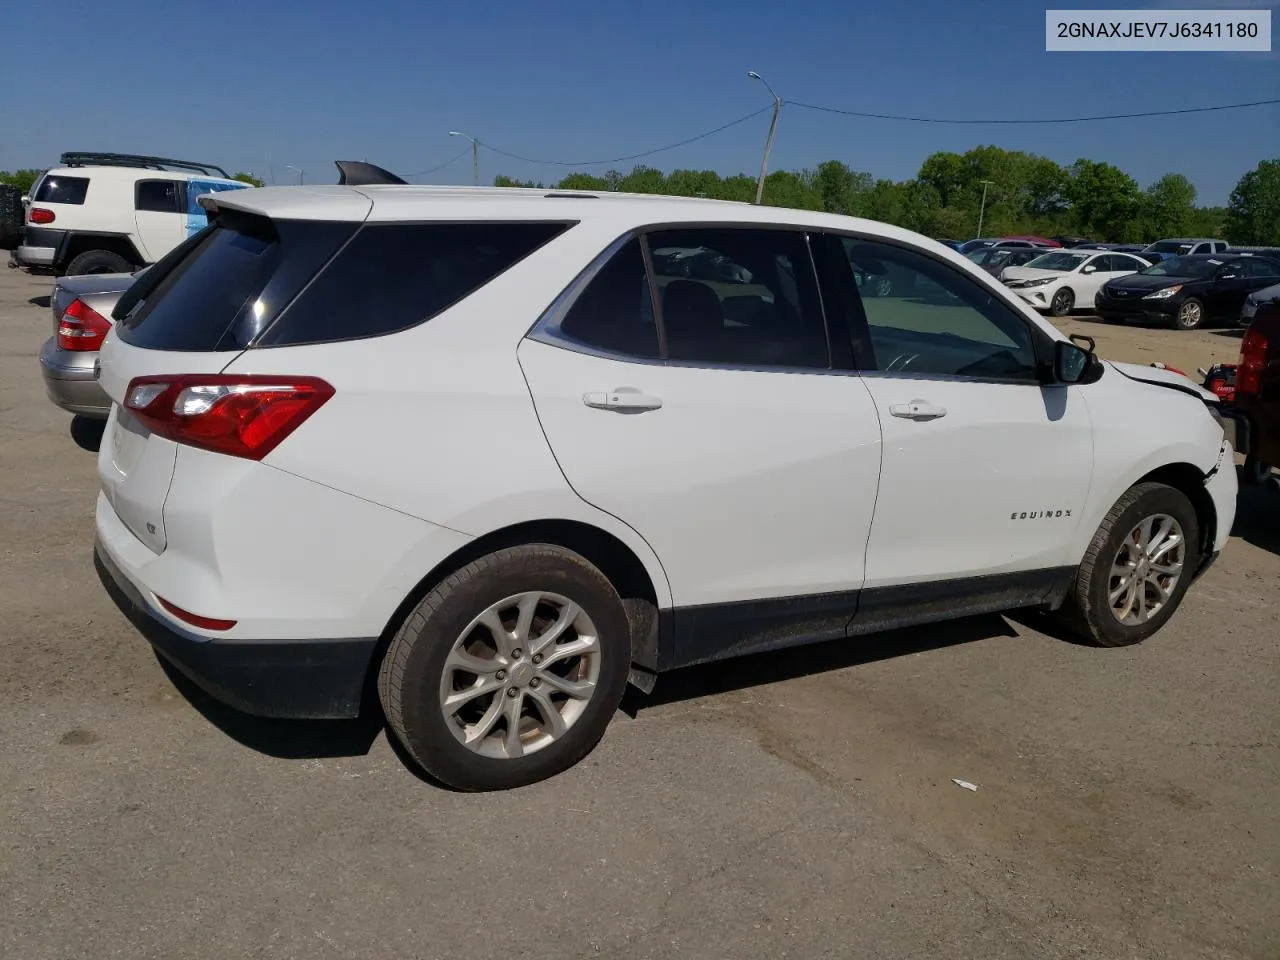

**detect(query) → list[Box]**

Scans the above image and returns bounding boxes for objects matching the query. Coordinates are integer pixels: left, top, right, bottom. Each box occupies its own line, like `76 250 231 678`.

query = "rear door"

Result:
133 179 185 261
97 209 363 553
519 227 883 663
1202 258 1254 318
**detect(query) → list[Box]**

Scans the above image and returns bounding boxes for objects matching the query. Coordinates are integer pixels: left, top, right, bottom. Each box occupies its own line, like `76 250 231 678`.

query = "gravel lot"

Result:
2 265 1277 960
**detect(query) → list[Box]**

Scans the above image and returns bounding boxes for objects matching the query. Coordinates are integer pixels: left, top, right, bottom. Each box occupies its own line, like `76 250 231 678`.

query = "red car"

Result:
996 235 1063 248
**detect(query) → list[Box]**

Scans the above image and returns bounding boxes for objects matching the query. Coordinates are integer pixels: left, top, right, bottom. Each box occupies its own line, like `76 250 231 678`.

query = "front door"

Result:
518 228 884 666
833 236 1095 595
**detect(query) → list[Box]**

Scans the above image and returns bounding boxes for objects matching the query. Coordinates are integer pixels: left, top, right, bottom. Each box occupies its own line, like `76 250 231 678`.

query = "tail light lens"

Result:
1238 328 1268 397
156 597 237 632
57 299 111 351
29 207 55 225
123 374 334 460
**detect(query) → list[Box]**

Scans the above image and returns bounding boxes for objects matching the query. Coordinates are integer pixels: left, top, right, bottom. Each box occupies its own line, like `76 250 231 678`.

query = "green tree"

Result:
493 175 541 188
1067 159 1141 240
231 172 265 187
0 169 41 194
556 172 610 191
761 170 823 210
1225 159 1280 246
617 165 667 195
805 160 872 216
1140 173 1197 238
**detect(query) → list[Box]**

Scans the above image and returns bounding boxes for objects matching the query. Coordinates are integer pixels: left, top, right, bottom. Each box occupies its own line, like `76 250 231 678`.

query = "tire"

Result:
378 544 631 790
1058 482 1200 647
1048 287 1075 317
1241 456 1273 486
65 249 132 276
1172 297 1205 331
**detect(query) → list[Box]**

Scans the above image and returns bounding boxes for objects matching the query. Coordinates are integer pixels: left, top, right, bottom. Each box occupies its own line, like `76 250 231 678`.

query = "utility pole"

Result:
450 131 480 186
286 164 305 185
976 180 994 238
748 71 782 205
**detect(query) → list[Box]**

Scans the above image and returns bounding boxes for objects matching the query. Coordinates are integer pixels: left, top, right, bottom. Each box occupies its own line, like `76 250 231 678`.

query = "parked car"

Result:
964 245 1047 277
994 235 1062 248
934 238 964 251
1002 250 1151 316
15 152 247 276
1053 236 1093 248
1075 243 1149 253
39 270 138 417
1240 281 1280 326
1232 302 1279 485
1096 253 1280 330
958 237 998 254
93 184 1237 790
1140 238 1229 263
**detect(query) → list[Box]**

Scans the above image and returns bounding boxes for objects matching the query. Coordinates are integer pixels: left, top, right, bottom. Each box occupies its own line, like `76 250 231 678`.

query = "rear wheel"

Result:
1059 482 1199 647
65 249 131 276
378 544 631 790
1049 287 1075 317
1173 298 1205 331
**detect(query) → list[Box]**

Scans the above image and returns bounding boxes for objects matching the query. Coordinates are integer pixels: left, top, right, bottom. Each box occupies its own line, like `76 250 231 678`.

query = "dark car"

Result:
1094 253 1280 330
1054 235 1093 248
1224 301 1280 486
958 238 998 255
963 245 1047 277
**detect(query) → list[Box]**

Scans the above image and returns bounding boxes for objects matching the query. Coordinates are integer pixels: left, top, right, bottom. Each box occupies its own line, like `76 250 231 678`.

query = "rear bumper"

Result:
95 536 377 719
39 337 111 417
16 242 55 267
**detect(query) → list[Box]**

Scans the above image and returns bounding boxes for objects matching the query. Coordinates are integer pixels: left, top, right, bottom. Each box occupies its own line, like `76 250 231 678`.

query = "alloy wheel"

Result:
1108 514 1185 626
438 591 601 760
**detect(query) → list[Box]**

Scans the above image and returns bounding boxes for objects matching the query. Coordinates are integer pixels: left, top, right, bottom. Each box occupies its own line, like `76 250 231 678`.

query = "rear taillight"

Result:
57 298 111 351
29 207 55 224
156 597 236 632
123 374 334 461
1238 328 1269 397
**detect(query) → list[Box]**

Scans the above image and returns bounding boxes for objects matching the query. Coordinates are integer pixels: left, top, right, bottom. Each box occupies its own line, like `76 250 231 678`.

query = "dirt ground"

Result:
1 265 1277 960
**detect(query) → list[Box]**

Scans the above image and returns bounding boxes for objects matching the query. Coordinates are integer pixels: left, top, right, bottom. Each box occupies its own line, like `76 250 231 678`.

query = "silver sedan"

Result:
39 271 137 418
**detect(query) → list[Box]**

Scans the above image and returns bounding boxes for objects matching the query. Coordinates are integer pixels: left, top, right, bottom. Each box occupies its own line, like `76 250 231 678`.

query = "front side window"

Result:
840 237 1038 381
646 227 829 368
136 180 181 213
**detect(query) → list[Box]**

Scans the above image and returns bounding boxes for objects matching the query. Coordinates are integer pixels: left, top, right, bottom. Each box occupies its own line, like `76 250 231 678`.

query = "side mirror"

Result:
1082 264 1097 273
1055 338 1092 384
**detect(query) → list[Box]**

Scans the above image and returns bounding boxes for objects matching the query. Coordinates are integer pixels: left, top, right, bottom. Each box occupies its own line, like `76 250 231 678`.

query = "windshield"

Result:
1140 256 1219 279
1025 252 1088 272
1145 240 1195 254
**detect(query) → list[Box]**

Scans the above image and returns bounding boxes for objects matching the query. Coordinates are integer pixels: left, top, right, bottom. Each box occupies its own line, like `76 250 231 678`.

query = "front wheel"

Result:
1058 482 1200 647
378 544 631 790
1048 287 1075 317
1173 298 1205 331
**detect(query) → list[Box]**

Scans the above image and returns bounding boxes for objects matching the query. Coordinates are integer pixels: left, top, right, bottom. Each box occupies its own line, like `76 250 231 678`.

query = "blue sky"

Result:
1 0 1276 204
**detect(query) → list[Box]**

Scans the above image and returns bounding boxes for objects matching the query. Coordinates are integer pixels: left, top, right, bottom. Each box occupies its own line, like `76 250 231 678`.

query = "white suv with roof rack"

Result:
16 152 247 275
93 181 1237 790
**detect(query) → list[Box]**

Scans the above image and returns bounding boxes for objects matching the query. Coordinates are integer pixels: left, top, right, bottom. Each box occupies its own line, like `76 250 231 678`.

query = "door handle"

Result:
583 387 663 412
888 399 947 421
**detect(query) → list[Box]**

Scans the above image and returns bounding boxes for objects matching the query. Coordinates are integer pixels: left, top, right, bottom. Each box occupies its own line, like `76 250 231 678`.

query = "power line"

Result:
401 146 473 178
478 105 773 167
787 96 1280 125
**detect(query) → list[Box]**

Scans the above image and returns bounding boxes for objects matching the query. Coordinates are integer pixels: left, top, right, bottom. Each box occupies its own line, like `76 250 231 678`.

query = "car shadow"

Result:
1212 328 1245 340
29 294 51 308
1231 478 1280 556
69 416 105 452
622 613 1019 715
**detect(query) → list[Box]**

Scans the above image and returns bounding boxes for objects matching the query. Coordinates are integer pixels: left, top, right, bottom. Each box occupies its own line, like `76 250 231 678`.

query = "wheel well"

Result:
361 520 663 711
61 234 143 269
1138 462 1216 556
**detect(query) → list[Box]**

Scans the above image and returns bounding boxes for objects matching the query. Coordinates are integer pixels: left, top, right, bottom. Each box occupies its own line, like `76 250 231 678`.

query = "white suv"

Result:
17 152 246 275
93 185 1238 790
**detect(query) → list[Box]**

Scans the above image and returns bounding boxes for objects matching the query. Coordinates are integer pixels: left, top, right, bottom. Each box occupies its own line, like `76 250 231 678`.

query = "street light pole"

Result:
450 131 480 186
285 164 304 185
748 71 782 205
976 180 994 238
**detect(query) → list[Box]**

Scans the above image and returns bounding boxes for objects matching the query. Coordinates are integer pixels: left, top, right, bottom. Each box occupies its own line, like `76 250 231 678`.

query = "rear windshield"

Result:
117 215 569 352
34 175 89 205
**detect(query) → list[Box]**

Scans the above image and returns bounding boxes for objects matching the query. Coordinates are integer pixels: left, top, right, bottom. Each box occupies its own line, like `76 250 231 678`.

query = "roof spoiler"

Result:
334 161 407 186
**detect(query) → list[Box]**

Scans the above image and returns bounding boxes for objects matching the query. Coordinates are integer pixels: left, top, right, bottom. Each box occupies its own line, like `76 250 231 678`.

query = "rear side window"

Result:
34 175 89 205
258 222 569 347
556 238 660 358
117 212 357 352
136 180 181 213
